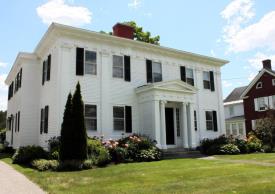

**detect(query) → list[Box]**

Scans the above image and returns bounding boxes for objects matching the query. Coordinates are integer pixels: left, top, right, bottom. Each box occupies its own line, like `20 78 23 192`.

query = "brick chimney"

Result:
113 23 134 39
262 59 272 69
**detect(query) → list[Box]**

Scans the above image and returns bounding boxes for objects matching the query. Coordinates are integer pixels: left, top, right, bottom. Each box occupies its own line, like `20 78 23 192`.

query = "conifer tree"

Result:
59 93 73 161
71 82 87 160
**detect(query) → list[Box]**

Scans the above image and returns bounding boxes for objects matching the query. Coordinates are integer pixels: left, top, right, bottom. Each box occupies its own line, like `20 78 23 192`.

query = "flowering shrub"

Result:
220 144 240 155
103 134 161 163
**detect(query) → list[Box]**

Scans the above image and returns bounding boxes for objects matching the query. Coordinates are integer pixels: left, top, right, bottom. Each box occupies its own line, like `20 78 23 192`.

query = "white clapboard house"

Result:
5 23 228 149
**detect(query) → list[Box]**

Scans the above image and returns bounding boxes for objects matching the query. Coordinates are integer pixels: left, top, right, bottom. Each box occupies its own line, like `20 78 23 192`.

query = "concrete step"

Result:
161 149 204 159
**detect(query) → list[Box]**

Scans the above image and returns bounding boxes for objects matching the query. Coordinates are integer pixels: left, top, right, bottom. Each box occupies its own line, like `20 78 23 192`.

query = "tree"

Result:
123 21 160 45
254 109 275 149
100 21 160 45
71 82 87 160
59 93 73 161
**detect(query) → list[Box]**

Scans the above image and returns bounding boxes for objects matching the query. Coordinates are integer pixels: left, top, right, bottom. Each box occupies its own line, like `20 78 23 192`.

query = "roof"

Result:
225 115 245 121
240 68 275 99
224 86 247 103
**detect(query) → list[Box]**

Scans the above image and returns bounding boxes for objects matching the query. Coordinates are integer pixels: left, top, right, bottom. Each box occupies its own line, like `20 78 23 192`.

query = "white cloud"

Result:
37 0 92 27
128 0 141 9
222 80 233 88
0 74 7 110
210 49 216 57
221 0 255 51
0 61 7 68
228 11 275 52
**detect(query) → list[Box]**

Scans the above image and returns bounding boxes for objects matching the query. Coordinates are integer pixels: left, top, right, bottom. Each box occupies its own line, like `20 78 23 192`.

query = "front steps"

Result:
161 148 204 159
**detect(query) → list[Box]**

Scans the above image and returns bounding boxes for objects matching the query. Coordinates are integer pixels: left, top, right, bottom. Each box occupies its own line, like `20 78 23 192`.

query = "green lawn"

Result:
2 153 275 194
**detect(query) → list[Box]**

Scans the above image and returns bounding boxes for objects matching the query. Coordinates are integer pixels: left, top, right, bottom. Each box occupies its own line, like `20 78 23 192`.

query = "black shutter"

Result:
18 111 20 132
146 59 152 83
76 47 84 75
47 55 51 81
15 113 17 132
19 68 22 88
44 106 49 133
180 66 186 82
125 106 132 133
210 71 215 91
40 109 44 134
124 55 131 82
213 111 218 132
42 61 45 85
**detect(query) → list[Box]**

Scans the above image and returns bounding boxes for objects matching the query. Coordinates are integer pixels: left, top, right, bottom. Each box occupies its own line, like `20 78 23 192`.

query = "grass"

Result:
1 153 275 194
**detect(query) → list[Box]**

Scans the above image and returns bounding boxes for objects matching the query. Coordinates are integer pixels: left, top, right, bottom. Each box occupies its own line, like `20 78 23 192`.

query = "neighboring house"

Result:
240 60 275 133
223 86 247 138
5 23 228 149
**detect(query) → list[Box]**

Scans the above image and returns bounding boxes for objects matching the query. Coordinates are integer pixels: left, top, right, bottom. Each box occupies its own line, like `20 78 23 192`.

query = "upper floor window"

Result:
8 81 14 100
113 55 124 78
85 51 97 75
14 68 22 93
146 59 162 83
203 71 215 91
229 106 234 116
255 97 267 111
256 82 262 89
180 66 194 86
85 105 97 131
272 79 275 86
42 55 51 85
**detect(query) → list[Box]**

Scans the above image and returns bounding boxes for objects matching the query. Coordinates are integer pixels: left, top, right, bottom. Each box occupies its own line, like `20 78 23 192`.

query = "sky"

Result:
0 0 275 110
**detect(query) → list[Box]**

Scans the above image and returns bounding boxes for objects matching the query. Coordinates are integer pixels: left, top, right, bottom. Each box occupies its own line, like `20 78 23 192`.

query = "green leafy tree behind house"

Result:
59 83 87 161
100 21 160 45
0 111 7 129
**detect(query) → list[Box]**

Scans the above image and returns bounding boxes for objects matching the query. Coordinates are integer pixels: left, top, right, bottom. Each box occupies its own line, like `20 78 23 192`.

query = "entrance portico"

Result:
136 80 198 149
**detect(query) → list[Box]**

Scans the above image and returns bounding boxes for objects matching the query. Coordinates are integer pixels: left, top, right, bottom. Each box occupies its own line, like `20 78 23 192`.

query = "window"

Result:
257 97 267 110
113 106 125 131
152 62 162 82
256 82 262 89
272 96 275 108
205 111 214 130
42 55 51 85
229 106 234 116
40 106 49 134
113 55 124 78
203 71 211 89
226 123 230 135
238 123 244 135
273 79 275 86
176 108 180 136
186 68 194 86
85 105 97 131
8 82 14 100
194 110 198 131
85 51 97 75
232 123 237 135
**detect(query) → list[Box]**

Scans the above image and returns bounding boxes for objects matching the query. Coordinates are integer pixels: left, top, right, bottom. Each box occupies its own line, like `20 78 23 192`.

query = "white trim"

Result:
223 100 243 106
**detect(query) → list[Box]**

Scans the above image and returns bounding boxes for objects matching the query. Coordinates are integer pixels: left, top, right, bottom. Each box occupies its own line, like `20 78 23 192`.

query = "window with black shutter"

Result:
40 109 44 134
203 71 211 89
180 66 186 82
47 55 51 81
146 59 152 83
125 106 132 133
44 106 49 133
124 56 131 82
15 113 17 132
42 61 45 85
17 111 20 132
212 110 218 131
76 47 84 75
209 71 215 91
19 68 22 88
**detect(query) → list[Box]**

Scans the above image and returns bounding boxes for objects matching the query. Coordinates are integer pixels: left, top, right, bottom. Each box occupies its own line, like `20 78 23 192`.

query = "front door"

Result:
165 108 175 145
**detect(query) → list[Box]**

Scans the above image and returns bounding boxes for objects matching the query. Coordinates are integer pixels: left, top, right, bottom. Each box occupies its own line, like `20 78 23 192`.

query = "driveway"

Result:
0 161 46 194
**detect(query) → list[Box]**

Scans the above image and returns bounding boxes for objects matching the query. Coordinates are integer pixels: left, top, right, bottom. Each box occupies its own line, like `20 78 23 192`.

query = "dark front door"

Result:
165 108 175 145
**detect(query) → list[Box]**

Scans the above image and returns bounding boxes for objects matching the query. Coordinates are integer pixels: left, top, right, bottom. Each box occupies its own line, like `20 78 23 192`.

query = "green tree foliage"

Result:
0 111 7 129
254 110 275 149
123 21 160 45
100 21 160 45
71 82 87 160
59 93 73 161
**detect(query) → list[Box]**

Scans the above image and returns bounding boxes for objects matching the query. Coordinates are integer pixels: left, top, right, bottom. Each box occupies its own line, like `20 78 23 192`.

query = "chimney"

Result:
113 23 134 40
262 59 272 69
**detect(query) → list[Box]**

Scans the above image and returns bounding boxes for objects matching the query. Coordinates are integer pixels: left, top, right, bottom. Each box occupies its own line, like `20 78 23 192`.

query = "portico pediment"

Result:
136 79 198 94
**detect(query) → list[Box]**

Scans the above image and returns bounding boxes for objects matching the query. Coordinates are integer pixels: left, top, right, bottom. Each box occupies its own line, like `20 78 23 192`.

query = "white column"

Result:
182 102 189 148
188 103 196 148
160 100 167 149
153 100 161 148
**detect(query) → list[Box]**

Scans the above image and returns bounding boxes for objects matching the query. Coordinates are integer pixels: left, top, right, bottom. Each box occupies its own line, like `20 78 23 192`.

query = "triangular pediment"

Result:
136 79 197 94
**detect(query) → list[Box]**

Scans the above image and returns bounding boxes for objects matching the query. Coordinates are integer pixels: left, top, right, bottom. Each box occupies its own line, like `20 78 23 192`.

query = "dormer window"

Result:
256 82 262 89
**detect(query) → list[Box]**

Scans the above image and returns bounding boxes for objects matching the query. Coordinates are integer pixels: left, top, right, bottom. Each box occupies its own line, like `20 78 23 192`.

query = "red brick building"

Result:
241 59 275 133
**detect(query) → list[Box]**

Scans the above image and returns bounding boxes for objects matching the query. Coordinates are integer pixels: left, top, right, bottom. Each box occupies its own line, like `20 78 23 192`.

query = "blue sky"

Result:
0 0 275 110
